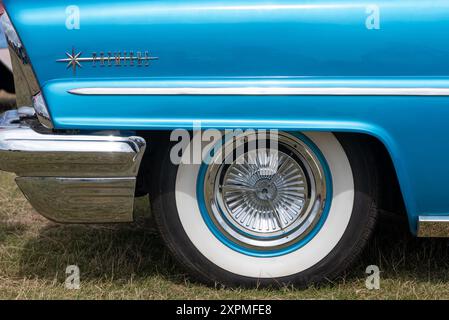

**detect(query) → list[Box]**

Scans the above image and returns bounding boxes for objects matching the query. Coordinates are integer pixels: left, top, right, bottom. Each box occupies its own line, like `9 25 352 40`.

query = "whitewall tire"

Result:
150 131 378 286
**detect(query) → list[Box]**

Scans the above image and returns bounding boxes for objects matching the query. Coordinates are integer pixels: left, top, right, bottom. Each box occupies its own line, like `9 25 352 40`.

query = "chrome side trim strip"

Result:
417 216 449 237
69 87 449 96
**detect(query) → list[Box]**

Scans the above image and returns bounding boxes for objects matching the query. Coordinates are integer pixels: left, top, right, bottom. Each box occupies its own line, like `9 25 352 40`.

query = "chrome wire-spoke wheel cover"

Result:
202 132 329 253
220 149 308 235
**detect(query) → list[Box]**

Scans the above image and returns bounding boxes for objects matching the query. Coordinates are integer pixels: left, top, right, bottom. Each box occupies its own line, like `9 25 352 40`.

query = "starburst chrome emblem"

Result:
57 47 83 74
57 47 158 75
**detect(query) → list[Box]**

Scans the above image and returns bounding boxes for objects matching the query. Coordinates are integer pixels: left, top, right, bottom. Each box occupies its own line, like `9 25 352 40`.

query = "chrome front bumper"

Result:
0 109 146 223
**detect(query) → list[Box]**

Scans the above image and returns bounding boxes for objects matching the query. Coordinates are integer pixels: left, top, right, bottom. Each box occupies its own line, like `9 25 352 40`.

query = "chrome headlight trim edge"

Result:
1 12 53 128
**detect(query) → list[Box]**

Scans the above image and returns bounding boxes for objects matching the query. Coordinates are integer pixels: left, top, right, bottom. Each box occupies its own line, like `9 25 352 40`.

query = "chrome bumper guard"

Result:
0 109 146 223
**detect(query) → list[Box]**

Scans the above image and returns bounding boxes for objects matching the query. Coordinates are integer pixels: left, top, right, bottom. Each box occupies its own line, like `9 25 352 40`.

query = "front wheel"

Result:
151 131 378 287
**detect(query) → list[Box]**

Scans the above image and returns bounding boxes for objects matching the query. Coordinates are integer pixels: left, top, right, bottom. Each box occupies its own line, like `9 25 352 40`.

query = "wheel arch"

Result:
137 128 412 233
335 132 407 222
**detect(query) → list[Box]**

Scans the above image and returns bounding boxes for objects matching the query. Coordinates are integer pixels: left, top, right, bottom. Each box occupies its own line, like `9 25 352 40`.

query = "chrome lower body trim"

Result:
0 109 146 224
69 87 449 96
417 216 449 237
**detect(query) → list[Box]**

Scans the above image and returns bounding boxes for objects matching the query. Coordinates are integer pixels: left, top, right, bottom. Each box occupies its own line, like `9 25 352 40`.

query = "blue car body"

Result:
3 0 449 234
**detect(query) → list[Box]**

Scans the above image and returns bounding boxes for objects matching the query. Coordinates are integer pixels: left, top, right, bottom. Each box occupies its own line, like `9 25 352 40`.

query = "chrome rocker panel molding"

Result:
0 109 146 224
417 216 449 238
68 87 449 96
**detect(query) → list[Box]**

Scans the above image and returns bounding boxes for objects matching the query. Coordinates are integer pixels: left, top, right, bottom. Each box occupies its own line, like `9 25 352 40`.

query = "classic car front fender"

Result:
5 0 449 234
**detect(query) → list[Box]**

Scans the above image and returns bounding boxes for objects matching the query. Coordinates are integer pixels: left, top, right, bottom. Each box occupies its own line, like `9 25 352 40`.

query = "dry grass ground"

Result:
1 171 449 300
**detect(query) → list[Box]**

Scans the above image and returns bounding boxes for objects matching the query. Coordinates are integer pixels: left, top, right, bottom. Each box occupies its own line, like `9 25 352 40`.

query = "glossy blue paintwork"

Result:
4 0 449 233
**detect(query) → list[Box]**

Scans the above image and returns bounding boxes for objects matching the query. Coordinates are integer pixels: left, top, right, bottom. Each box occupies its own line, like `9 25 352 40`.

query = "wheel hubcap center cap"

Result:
255 179 277 201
